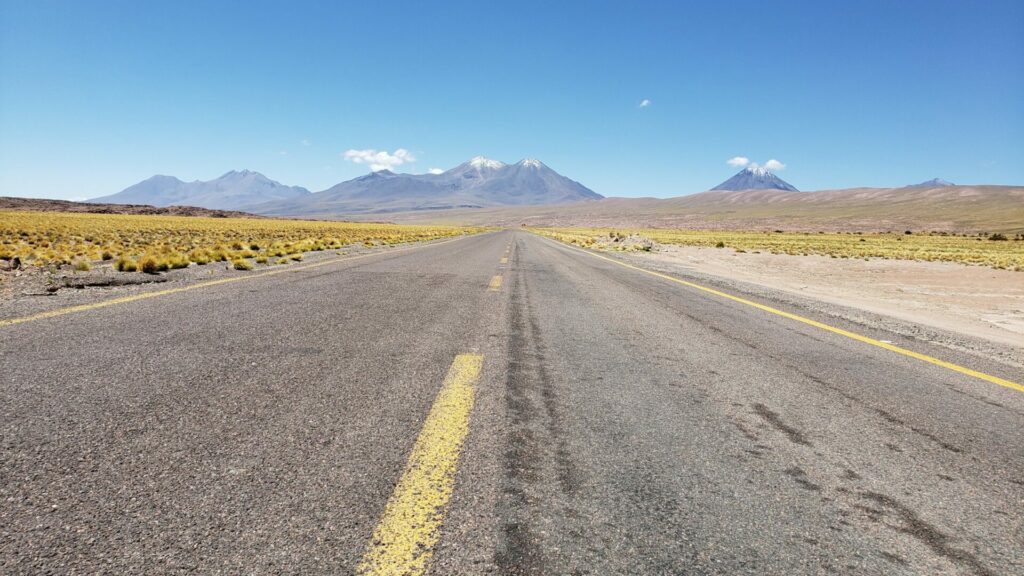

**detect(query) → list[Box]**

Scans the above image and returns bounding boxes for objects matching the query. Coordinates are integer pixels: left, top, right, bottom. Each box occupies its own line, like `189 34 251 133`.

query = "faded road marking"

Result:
500 257 508 264
358 353 483 576
0 236 472 329
488 275 503 291
549 238 1024 394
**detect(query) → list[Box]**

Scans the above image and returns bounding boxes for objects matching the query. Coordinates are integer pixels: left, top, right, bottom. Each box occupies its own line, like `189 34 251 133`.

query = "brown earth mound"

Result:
0 197 261 219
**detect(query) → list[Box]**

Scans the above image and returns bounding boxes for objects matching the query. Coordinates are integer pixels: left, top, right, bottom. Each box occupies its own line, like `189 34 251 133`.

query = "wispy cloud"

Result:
343 148 416 171
639 98 651 108
428 168 444 175
726 156 786 171
301 139 311 147
279 150 289 156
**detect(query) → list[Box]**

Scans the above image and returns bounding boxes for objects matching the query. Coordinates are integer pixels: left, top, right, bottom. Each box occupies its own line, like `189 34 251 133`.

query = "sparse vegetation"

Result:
114 257 137 272
137 255 164 274
0 211 481 273
232 259 253 270
531 227 1024 271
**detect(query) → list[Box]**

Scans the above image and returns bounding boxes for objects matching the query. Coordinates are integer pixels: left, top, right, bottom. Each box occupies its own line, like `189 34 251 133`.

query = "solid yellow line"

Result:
488 275 502 291
358 353 483 576
500 257 508 264
546 237 1024 394
0 235 471 329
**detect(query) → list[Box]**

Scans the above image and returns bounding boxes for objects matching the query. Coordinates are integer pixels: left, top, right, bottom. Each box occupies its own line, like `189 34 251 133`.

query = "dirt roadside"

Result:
611 244 1023 366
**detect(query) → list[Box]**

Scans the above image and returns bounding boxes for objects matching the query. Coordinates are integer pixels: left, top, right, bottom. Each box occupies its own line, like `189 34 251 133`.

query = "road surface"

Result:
2 230 1022 574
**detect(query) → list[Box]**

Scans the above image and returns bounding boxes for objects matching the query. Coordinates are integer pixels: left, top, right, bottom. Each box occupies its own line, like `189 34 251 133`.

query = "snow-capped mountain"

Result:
90 170 310 210
467 155 507 170
249 156 602 217
711 165 799 191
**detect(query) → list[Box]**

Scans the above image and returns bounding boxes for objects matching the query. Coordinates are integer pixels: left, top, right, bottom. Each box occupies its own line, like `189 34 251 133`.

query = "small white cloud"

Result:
764 159 785 171
428 168 444 175
301 139 311 147
280 150 288 156
727 156 750 168
639 98 651 108
343 148 416 171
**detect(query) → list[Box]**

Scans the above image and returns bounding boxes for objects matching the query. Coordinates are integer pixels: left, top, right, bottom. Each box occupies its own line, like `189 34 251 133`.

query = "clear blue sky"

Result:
1 0 1022 199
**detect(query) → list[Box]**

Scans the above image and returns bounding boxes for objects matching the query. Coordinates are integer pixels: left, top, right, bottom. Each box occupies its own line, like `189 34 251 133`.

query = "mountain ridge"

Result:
248 156 602 217
90 170 310 210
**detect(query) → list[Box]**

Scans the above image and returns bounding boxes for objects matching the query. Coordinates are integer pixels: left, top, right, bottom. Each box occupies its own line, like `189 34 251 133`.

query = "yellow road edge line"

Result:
0 235 473 329
500 257 508 264
358 353 483 576
488 275 503 291
541 235 1024 394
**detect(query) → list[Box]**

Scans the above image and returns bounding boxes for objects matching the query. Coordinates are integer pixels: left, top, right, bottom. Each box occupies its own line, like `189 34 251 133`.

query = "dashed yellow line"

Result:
0 236 470 329
500 257 508 264
545 237 1024 394
358 353 483 576
488 275 503 291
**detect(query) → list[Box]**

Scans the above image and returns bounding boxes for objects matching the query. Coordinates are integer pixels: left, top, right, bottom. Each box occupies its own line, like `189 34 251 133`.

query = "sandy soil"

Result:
634 245 1024 349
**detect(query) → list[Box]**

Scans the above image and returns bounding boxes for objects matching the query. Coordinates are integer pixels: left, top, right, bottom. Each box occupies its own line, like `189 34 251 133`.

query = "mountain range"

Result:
90 160 979 222
251 157 602 217
89 170 311 210
90 157 602 216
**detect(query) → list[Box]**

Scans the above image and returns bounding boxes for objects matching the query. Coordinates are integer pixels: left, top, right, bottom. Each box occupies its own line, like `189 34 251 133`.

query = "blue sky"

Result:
1 0 1022 199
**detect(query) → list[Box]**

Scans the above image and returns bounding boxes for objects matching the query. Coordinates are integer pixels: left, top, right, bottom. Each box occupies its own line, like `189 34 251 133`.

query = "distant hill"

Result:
250 157 602 217
711 165 798 192
90 170 310 210
905 178 955 188
0 196 261 218
359 185 1024 234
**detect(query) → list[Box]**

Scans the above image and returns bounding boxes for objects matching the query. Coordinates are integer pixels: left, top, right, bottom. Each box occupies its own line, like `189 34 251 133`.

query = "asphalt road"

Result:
2 230 1022 574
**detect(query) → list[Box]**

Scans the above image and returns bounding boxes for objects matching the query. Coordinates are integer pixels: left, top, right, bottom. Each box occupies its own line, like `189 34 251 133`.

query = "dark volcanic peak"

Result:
711 165 798 192
905 178 955 188
90 170 310 211
249 156 602 217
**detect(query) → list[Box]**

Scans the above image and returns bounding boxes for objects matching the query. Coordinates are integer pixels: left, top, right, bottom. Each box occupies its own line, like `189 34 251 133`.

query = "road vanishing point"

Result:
2 230 1022 574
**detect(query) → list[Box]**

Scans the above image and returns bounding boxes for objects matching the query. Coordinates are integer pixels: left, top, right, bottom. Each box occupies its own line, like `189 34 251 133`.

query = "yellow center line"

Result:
358 353 483 576
541 235 1024 394
500 257 508 264
488 275 503 291
0 235 473 329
